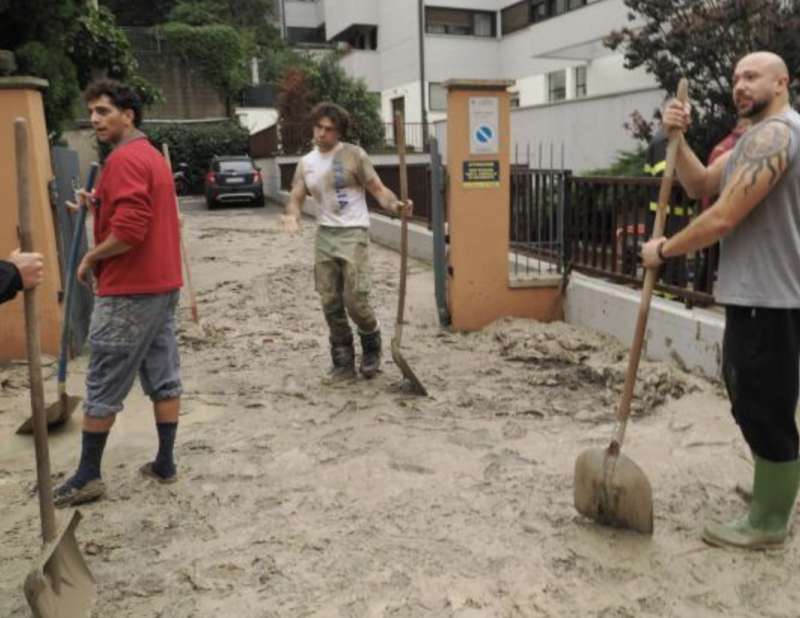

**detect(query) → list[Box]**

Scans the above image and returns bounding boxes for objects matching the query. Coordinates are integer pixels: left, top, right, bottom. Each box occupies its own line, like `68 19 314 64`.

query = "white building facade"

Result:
280 0 665 171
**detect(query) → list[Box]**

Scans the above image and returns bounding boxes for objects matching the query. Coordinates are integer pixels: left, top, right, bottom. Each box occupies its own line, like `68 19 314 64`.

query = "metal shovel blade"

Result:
574 446 653 535
17 395 82 435
24 510 96 618
391 336 427 396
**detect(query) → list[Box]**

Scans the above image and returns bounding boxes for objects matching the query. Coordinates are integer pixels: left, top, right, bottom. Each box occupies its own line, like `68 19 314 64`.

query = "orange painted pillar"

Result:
445 79 560 331
0 77 63 359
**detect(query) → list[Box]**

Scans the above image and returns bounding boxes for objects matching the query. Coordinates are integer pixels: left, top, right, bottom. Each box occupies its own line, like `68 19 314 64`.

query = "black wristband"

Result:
657 239 668 262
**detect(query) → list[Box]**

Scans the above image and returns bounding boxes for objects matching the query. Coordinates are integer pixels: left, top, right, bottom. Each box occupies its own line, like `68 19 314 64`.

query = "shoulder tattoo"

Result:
729 120 791 194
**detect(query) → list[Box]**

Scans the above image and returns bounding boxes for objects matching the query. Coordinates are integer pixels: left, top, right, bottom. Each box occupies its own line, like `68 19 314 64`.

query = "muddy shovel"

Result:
14 118 96 617
574 78 688 534
391 112 427 396
17 162 98 435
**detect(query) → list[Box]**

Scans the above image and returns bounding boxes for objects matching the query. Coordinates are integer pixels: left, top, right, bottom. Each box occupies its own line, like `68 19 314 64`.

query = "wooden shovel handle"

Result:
15 118 58 545
162 143 199 323
612 78 689 448
394 112 409 338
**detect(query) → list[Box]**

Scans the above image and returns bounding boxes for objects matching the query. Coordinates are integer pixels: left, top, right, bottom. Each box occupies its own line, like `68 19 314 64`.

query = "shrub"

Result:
145 121 250 190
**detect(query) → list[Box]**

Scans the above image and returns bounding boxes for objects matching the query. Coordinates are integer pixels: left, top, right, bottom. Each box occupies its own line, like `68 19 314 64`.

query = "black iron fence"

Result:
510 169 719 306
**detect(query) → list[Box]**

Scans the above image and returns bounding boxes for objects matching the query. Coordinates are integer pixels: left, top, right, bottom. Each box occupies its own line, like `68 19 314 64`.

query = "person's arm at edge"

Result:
644 119 792 266
0 260 23 304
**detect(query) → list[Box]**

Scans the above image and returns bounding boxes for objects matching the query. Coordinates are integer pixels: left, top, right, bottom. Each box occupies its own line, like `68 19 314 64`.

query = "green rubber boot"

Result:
703 456 800 550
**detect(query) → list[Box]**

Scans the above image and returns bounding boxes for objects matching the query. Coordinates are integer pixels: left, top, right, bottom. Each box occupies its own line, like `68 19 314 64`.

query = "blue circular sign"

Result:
475 125 493 144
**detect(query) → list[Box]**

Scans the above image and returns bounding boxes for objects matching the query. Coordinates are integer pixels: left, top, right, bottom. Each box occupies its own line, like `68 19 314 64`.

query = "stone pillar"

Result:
445 79 560 331
0 77 63 359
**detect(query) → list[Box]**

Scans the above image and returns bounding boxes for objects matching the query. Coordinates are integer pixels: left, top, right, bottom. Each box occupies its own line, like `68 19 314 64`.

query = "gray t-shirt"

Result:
715 109 800 308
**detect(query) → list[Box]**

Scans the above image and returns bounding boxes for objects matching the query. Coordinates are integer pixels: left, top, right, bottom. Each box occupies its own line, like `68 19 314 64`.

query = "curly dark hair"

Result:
310 102 350 136
84 79 143 128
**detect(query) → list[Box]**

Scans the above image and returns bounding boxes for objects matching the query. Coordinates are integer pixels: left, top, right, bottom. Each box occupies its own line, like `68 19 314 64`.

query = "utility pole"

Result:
418 0 428 151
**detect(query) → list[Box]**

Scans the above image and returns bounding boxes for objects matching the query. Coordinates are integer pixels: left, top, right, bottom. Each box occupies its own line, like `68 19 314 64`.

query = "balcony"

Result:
324 0 379 42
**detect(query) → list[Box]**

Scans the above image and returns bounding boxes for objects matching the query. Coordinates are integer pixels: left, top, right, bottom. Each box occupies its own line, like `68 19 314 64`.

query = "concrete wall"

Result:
264 170 727 381
565 272 724 380
509 87 664 172
338 50 382 92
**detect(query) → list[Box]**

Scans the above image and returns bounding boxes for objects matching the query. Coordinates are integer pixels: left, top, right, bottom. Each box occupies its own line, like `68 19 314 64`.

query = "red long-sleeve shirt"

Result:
93 136 183 296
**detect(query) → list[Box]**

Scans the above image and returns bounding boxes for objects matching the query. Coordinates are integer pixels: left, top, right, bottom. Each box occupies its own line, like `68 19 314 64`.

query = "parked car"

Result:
204 156 264 209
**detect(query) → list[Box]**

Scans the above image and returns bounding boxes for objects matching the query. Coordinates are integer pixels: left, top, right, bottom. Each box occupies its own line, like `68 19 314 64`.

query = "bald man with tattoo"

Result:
642 52 800 549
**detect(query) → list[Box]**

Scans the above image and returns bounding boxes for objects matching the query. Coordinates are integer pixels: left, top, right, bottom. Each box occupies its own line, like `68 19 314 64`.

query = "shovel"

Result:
14 117 96 617
390 112 427 396
17 162 99 435
161 143 200 324
573 78 688 534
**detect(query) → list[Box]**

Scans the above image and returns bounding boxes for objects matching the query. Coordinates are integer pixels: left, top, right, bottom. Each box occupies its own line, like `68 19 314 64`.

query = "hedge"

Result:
145 121 250 191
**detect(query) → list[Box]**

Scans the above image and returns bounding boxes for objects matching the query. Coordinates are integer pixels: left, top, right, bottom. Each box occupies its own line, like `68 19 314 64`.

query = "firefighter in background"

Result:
643 123 691 289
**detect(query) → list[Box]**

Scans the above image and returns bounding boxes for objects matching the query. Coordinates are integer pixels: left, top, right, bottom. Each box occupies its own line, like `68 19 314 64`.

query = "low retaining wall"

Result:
269 190 434 262
565 272 724 380
268 189 726 381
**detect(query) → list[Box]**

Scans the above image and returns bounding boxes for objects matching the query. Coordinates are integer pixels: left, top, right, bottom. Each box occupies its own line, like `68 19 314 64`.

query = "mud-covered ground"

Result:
1 199 798 617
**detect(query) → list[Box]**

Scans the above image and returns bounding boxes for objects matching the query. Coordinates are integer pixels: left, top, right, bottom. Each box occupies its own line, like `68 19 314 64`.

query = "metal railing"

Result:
509 143 567 280
563 175 716 306
508 157 719 306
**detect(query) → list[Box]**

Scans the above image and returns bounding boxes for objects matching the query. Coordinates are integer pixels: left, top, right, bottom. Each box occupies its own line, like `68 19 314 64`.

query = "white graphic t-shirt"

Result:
292 142 378 228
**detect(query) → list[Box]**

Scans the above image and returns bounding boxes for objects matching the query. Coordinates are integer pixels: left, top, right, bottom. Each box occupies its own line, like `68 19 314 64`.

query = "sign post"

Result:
445 79 560 330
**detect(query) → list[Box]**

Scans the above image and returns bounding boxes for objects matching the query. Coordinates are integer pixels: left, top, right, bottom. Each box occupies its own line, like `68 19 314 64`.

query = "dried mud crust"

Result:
1 200 793 618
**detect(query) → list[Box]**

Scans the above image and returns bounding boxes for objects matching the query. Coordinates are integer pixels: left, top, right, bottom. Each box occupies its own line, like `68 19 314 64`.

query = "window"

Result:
501 1 529 35
574 65 587 98
429 83 447 112
286 26 325 44
531 1 549 22
501 0 587 31
425 7 496 37
510 91 520 108
548 70 566 102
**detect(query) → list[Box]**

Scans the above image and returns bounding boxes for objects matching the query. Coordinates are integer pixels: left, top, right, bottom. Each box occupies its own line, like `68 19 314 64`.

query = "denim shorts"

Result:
84 290 182 418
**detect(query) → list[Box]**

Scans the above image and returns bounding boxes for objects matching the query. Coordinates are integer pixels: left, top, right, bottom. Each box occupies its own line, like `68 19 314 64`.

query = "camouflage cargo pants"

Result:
314 225 378 344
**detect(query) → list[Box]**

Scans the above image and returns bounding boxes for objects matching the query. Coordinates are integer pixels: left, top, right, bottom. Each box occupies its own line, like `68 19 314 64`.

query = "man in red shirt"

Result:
54 80 183 507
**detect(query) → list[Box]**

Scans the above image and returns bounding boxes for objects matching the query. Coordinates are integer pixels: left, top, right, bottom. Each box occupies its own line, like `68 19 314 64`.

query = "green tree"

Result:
100 0 177 26
159 22 249 107
1 1 158 137
277 55 384 153
169 0 273 28
606 0 800 159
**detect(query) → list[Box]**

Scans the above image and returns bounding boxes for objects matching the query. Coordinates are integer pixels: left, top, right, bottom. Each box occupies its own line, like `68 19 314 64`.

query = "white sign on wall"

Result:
469 96 499 155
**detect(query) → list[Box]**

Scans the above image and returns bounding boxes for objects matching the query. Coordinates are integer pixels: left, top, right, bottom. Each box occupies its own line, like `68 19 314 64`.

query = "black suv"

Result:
204 156 264 209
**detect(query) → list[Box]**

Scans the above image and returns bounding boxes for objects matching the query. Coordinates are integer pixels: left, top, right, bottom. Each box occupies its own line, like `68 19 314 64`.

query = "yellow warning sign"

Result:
462 160 500 189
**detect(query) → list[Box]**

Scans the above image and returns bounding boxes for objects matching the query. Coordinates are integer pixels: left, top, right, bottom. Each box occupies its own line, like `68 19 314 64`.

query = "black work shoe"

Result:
140 462 178 484
359 330 382 378
53 476 106 508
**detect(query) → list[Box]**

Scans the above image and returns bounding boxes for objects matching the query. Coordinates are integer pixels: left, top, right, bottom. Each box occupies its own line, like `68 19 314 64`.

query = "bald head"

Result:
732 51 791 120
737 51 789 80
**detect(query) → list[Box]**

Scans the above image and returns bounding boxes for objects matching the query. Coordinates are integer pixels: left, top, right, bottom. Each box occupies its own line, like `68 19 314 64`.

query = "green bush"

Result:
15 41 82 134
583 147 647 177
145 121 250 190
160 21 248 100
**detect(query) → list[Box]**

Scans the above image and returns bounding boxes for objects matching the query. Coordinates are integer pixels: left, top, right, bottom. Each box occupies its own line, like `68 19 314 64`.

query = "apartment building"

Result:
280 0 664 170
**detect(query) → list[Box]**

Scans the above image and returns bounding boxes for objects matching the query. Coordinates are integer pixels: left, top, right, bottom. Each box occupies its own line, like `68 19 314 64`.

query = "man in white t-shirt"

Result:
281 102 411 380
